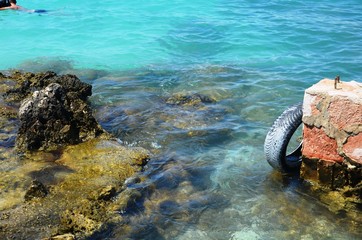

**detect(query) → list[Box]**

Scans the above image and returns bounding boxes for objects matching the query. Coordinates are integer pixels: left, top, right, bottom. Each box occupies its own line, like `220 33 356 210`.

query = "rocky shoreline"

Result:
0 71 360 239
0 71 150 239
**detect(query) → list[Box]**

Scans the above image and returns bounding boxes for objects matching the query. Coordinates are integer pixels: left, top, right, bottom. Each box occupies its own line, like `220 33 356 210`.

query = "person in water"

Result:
0 0 21 10
0 0 45 13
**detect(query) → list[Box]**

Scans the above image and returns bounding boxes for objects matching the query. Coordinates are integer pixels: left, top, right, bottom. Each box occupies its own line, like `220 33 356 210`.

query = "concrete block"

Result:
301 79 362 190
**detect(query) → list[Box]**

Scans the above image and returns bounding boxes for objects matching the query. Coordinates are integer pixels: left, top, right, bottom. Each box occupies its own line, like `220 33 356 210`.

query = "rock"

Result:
0 71 152 240
97 185 116 201
4 71 91 102
165 93 215 106
301 78 362 192
61 209 101 235
24 180 48 201
0 71 109 151
42 233 75 240
0 138 151 239
16 82 105 151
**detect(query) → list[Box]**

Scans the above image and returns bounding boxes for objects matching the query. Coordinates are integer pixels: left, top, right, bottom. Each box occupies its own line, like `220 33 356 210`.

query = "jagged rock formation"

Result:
2 71 107 151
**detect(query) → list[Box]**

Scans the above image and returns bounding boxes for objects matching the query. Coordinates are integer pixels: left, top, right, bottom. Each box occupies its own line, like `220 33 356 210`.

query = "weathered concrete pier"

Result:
301 79 362 191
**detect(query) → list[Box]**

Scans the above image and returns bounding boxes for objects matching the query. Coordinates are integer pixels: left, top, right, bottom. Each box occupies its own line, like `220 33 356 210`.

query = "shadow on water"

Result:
28 164 75 186
87 155 229 239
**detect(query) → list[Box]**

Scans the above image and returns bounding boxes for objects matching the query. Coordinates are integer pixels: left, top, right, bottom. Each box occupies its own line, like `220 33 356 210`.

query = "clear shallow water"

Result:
1 0 361 239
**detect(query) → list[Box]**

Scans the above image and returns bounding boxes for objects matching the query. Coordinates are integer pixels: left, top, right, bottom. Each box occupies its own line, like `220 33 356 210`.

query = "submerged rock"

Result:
43 233 75 240
165 92 216 106
61 208 102 236
24 180 48 201
97 185 117 201
0 138 150 239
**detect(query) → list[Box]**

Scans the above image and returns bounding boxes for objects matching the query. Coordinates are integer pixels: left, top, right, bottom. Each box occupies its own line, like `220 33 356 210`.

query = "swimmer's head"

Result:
10 0 17 4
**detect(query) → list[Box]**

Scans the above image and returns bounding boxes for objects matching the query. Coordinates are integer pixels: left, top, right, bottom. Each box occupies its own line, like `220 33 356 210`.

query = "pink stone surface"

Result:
302 79 362 164
329 98 362 130
302 126 344 163
303 95 321 117
343 133 362 165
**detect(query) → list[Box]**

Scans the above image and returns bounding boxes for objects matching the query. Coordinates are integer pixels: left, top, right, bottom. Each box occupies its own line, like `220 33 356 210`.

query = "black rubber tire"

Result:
264 102 303 173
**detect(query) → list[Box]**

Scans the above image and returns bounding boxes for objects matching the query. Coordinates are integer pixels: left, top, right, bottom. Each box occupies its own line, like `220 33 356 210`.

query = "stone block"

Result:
343 133 362 165
303 125 343 163
301 79 362 190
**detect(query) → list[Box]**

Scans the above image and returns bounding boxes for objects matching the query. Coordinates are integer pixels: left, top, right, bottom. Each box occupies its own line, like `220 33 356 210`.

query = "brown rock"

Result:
42 233 75 240
24 180 48 201
97 185 116 201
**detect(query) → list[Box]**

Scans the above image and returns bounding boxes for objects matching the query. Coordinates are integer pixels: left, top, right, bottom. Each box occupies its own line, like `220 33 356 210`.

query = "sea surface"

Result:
1 0 362 239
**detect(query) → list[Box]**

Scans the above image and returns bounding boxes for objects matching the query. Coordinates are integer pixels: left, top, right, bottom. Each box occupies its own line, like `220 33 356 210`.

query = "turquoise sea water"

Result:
1 0 362 239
